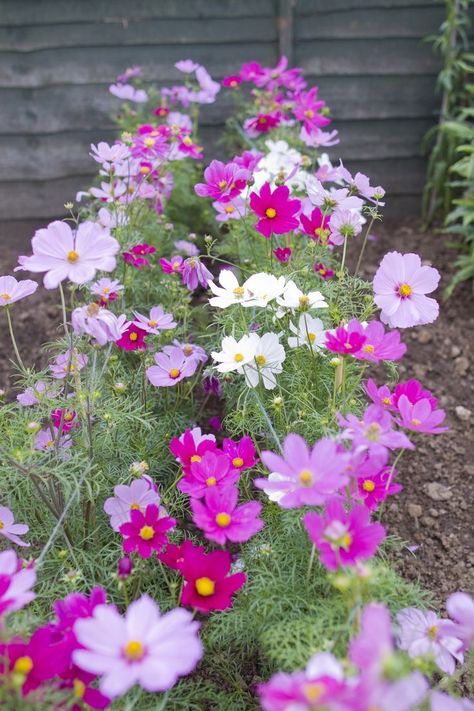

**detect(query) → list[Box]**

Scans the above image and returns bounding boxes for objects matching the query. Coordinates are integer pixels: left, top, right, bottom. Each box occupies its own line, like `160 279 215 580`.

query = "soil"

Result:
0 218 472 601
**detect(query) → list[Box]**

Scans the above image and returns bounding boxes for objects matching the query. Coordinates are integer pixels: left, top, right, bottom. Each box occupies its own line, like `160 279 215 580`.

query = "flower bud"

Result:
118 556 133 579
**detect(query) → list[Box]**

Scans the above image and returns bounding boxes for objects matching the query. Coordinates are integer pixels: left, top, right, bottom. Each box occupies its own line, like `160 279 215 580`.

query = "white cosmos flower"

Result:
211 334 256 373
242 333 285 390
275 280 328 317
242 273 286 308
208 269 250 309
288 314 327 351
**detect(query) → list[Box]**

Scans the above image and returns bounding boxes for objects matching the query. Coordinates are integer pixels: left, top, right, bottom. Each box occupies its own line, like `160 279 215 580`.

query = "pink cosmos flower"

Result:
0 275 37 306
222 435 257 472
49 349 88 379
250 183 301 239
90 277 123 305
338 404 414 459
222 74 242 88
146 346 198 387
72 304 130 346
244 112 281 137
122 243 156 269
160 255 184 274
117 66 142 82
0 507 29 547
34 427 72 452
173 239 199 256
73 595 202 698
274 247 292 263
314 262 335 279
328 209 362 245
51 408 78 433
181 257 213 290
119 504 176 558
304 499 386 570
373 251 440 328
154 105 170 117
194 160 249 202
115 323 147 351
255 434 348 508
17 380 57 406
239 60 264 82
175 59 200 73
133 305 176 335
0 549 36 616
350 320 407 363
213 197 248 222
109 83 148 103
178 450 239 498
191 485 263 545
169 427 217 474
157 540 204 572
90 141 130 168
301 126 339 148
180 547 246 613
169 339 207 363
431 692 474 711
20 221 119 289
325 323 366 356
392 378 437 410
233 149 263 172
396 607 464 675
292 86 330 133
365 379 394 409
445 592 474 652
300 207 331 244
258 652 349 711
104 478 162 532
355 456 402 510
395 395 448 435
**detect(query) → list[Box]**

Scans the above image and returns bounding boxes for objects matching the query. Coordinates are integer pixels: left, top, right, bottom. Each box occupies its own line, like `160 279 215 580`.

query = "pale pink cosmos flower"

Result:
431 692 474 711
90 142 131 168
103 478 163 532
329 208 363 246
72 304 130 346
373 251 440 328
73 595 203 698
445 592 474 652
90 180 127 203
397 607 464 675
17 380 57 406
133 306 176 335
20 220 120 289
175 59 201 73
49 348 88 379
0 549 36 616
109 83 148 103
34 427 71 452
0 276 37 306
146 346 198 387
0 507 29 547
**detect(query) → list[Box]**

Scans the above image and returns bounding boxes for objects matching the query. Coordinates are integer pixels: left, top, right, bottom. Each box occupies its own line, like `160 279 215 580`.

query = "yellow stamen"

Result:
169 368 181 379
1 293 11 301
183 345 193 355
365 423 381 441
0 521 3 530
265 207 276 218
255 355 267 366
308 332 316 343
13 656 33 675
67 250 79 263
411 418 421 426
215 512 231 527
144 137 155 148
218 180 227 189
73 679 86 698
299 295 310 306
124 640 145 661
362 480 375 492
304 110 315 119
399 283 412 297
206 477 217 486
234 353 244 362
129 332 138 341
139 525 154 541
224 206 235 213
182 136 193 146
233 287 244 296
190 455 201 463
232 457 244 468
303 682 325 702
428 624 438 640
363 344 375 353
195 576 215 596
341 533 353 548
130 503 141 510
299 469 313 486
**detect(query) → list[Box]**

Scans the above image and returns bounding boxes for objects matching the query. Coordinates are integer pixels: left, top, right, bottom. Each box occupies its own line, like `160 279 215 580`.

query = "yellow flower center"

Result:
182 136 193 146
308 332 316 343
144 137 155 147
428 624 438 640
1 293 11 301
265 207 277 219
365 423 381 441
13 656 33 675
130 502 141 510
129 332 139 341
363 344 375 353
206 477 217 486
169 368 181 379
233 287 245 296
218 180 227 189
224 206 235 213
183 345 193 355
255 355 267 366
382 397 391 405
304 110 315 119
195 576 215 596
73 679 86 698
139 165 151 174
87 302 100 317
148 319 157 327
0 520 3 530
341 532 353 548
299 295 310 306
139 525 154 541
362 479 375 492
398 283 412 297
411 418 421 426
190 455 201 463
64 413 73 421
230 80 238 87
303 682 325 702
46 439 54 447
232 457 244 468
299 469 313 486
124 640 145 661
234 353 244 362
215 512 231 527
67 250 79 263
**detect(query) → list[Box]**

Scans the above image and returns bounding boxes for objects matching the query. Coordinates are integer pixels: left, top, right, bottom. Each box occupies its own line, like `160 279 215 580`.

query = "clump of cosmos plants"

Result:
0 58 472 711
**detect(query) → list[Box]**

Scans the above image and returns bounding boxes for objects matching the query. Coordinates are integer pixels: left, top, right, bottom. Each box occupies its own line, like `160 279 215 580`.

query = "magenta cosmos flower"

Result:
0 507 29 547
222 435 257 472
0 276 37 306
325 323 366 356
160 255 184 274
194 159 249 202
73 595 202 698
115 323 147 351
396 607 464 675
51 408 78 434
180 548 246 613
0 549 36 616
146 346 198 387
191 485 263 545
119 504 176 558
169 427 217 475
104 478 162 531
395 394 448 435
250 183 301 238
373 251 440 328
338 405 414 459
157 540 204 572
350 320 407 363
21 220 120 289
300 207 331 244
255 434 348 508
355 456 402 511
304 499 386 571
178 450 239 498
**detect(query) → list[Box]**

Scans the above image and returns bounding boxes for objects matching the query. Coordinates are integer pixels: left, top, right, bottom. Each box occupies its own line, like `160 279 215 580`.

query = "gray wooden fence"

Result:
0 0 444 246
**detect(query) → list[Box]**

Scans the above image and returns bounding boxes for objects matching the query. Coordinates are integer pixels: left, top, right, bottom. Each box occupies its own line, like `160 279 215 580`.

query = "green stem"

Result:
306 544 316 581
354 214 377 276
59 282 69 335
5 307 26 372
340 235 349 274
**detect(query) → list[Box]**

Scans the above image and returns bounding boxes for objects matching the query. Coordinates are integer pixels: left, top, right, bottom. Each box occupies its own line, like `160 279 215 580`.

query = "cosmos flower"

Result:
0 276 37 306
133 306 176 335
178 449 240 498
119 504 176 559
146 346 198 387
0 507 29 547
103 478 163 532
180 547 246 613
288 314 327 351
396 607 463 675
0 549 36 616
191 485 263 545
250 183 301 238
49 349 88 379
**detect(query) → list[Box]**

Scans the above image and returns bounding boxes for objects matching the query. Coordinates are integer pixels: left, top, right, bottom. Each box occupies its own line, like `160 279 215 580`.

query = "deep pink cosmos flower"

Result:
73 595 202 698
157 540 205 572
355 456 402 510
239 60 264 82
0 275 37 306
250 183 301 239
397 607 464 675
395 395 448 435
350 320 407 363
244 112 281 137
103 478 162 531
373 251 440 328
233 149 263 172
191 485 263 545
122 243 156 269
222 75 242 88
133 306 176 335
169 427 217 474
338 405 414 459
314 262 335 280
181 257 213 290
21 220 120 289
392 378 437 410
255 434 348 508
154 105 170 118
292 86 330 133
273 247 292 263
300 207 331 244
180 548 246 613
178 450 239 498
325 323 366 356
59 667 110 710
0 549 36 616
160 255 184 274
119 504 176 558
0 507 29 547
146 346 198 387
304 499 386 570
115 323 147 351
194 160 249 202
222 435 257 472
51 408 78 434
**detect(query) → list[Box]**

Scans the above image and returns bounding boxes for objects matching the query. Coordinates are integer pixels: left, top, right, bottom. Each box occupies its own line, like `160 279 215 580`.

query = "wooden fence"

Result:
0 0 444 245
